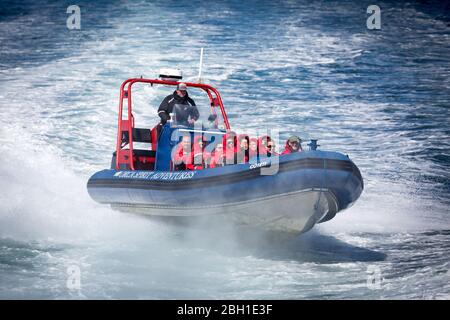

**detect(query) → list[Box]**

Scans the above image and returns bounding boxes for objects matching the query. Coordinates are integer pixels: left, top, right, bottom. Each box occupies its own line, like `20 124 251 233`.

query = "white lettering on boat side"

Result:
249 162 268 170
113 171 196 180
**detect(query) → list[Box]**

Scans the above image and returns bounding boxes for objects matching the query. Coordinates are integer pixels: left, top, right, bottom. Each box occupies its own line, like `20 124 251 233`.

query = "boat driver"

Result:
157 83 199 127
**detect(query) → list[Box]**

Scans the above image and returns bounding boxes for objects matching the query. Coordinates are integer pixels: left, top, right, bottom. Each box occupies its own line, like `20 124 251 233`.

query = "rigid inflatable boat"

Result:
87 70 363 234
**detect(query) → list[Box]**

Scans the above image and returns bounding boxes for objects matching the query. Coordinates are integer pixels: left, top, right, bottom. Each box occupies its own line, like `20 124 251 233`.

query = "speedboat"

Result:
87 70 363 234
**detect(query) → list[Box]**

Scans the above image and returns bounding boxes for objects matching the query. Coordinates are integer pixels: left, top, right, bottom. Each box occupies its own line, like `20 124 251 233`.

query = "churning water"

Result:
0 0 449 299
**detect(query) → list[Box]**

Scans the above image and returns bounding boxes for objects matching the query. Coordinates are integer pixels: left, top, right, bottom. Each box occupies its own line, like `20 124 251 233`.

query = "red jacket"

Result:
249 137 259 159
210 148 225 168
188 136 210 170
281 140 303 155
258 135 271 157
223 132 237 165
172 140 192 170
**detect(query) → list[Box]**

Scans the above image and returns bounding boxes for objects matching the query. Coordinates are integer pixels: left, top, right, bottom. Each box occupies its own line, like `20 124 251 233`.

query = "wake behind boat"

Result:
87 69 363 234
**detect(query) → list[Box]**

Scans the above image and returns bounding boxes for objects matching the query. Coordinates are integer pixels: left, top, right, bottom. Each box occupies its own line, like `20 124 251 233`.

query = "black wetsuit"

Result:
158 91 199 126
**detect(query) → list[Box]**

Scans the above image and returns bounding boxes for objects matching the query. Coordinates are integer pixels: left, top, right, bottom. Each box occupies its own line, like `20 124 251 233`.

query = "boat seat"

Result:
133 149 156 170
111 149 156 170
121 128 152 144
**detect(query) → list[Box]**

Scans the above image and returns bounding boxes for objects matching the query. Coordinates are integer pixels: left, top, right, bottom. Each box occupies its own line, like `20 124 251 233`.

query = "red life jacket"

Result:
173 143 192 170
258 135 271 157
187 136 210 170
210 150 225 168
282 140 302 155
249 138 259 159
223 132 237 165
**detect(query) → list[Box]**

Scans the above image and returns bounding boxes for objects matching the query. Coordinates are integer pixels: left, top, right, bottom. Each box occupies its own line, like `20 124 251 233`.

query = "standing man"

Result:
157 83 199 127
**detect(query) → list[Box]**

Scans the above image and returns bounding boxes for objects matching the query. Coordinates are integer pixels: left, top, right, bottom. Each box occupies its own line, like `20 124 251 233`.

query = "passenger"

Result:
258 135 271 157
189 136 211 170
266 140 279 157
223 132 237 165
282 135 302 155
249 138 258 159
157 83 199 127
210 142 225 168
173 135 192 170
236 134 250 163
259 135 270 148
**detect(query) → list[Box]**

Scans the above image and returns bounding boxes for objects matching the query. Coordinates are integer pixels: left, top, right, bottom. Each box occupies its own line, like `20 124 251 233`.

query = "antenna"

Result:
197 47 204 83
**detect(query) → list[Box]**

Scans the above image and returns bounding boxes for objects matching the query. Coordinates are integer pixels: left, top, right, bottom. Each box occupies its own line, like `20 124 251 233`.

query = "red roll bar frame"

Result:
115 78 231 170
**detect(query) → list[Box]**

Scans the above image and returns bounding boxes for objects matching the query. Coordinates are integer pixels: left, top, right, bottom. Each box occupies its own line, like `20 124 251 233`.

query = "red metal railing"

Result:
115 78 231 170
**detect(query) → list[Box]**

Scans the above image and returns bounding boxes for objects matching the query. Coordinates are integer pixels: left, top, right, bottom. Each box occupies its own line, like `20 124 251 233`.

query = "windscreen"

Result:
131 83 227 131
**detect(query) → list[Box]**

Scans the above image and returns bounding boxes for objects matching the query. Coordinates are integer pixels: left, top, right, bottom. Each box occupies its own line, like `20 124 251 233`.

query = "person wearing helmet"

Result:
282 136 302 155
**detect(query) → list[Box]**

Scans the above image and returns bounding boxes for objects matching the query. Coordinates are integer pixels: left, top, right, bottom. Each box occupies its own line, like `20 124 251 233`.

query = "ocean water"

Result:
0 0 449 299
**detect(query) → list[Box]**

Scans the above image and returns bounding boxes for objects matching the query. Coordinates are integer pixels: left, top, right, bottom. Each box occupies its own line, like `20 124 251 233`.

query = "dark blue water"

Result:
0 0 449 299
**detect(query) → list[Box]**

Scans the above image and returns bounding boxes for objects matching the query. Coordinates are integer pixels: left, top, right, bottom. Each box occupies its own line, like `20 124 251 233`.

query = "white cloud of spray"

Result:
0 125 157 243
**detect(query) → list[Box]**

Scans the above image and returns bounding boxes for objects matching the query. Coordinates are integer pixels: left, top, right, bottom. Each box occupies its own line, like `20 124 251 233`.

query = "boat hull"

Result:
87 151 363 234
